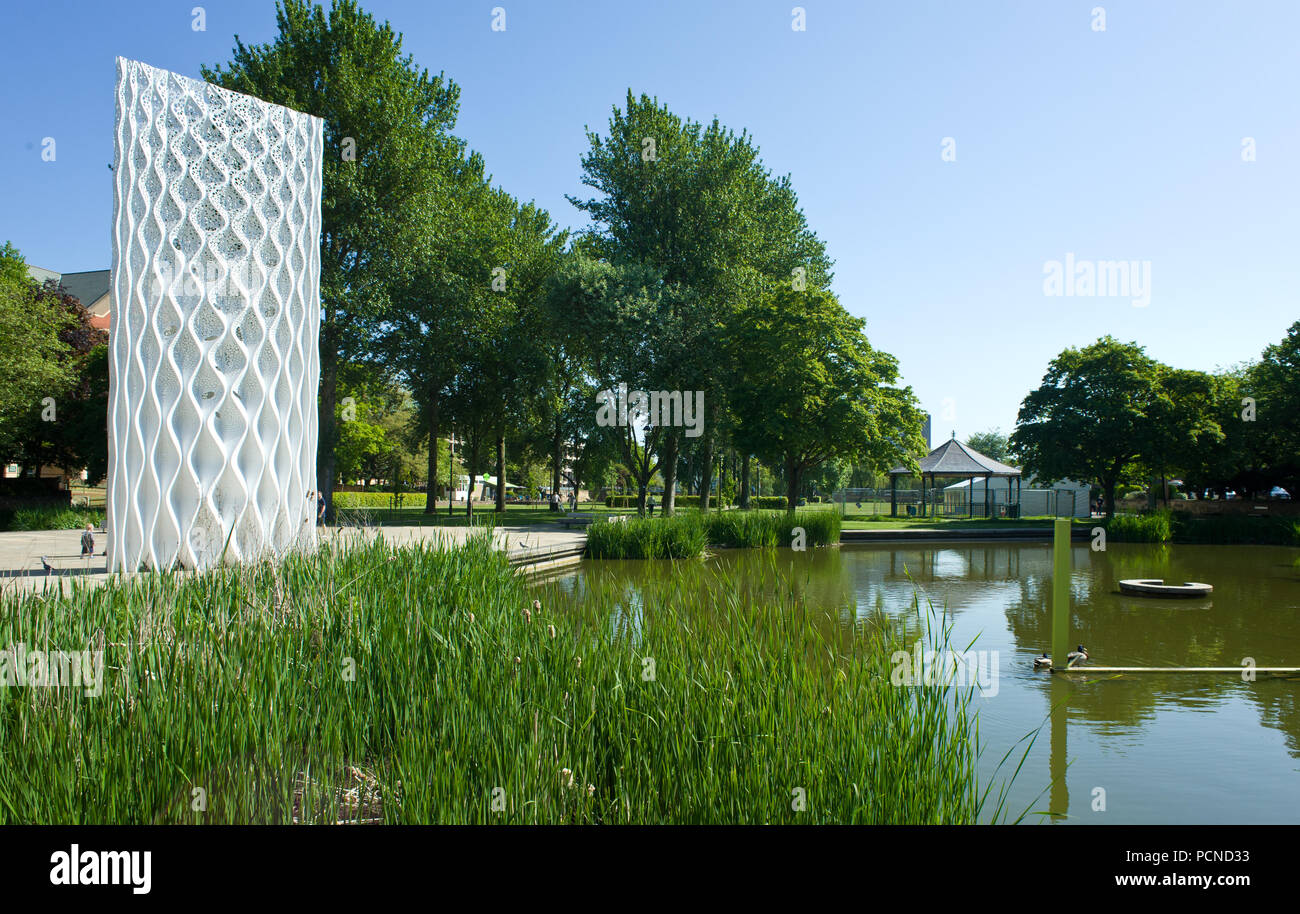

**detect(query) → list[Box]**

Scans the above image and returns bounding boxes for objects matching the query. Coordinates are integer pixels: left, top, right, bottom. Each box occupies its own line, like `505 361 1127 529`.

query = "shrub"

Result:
333 491 427 509
5 506 106 532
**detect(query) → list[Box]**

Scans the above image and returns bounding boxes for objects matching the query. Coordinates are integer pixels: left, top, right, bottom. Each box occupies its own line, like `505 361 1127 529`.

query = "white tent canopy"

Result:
945 476 1091 518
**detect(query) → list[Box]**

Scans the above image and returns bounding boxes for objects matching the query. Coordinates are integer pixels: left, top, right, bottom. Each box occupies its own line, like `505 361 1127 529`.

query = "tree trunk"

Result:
637 480 647 516
495 432 506 512
699 435 714 512
661 430 679 516
424 399 439 515
466 437 479 519
317 355 339 523
551 426 563 500
785 458 801 513
1103 477 1117 518
739 454 751 510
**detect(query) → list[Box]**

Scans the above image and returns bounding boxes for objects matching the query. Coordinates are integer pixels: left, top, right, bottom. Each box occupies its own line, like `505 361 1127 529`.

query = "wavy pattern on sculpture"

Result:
108 58 323 571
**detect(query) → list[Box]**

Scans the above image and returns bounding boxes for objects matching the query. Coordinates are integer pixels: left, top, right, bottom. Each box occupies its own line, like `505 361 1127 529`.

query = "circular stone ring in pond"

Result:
1119 579 1213 598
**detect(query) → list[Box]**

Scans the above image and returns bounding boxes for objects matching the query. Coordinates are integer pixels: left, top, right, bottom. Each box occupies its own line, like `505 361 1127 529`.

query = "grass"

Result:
1 505 106 532
585 512 710 559
1101 510 1173 543
333 502 631 528
0 535 999 824
585 509 842 558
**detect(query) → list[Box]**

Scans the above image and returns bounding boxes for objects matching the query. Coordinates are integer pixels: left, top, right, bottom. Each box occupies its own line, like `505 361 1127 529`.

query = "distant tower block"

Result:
108 58 323 571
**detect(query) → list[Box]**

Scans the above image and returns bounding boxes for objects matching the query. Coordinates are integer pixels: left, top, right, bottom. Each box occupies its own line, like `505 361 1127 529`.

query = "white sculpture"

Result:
107 58 324 571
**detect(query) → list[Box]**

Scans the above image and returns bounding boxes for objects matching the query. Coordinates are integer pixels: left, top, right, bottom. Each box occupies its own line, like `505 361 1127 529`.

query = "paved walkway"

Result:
0 525 587 599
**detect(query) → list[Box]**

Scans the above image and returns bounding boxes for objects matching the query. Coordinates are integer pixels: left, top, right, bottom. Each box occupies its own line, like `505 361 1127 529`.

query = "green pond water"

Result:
534 541 1300 823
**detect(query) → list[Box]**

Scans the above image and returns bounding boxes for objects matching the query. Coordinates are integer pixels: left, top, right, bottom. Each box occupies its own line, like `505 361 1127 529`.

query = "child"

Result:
81 523 95 556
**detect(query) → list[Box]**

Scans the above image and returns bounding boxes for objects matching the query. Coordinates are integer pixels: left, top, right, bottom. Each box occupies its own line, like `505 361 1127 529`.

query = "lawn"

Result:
333 502 634 528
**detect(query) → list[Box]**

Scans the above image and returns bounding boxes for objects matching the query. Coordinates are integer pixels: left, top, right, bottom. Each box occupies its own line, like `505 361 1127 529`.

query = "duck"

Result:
1066 645 1089 667
1032 652 1052 669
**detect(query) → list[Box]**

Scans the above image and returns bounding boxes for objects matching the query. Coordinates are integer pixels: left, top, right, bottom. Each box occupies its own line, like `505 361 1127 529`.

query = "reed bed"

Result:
1102 510 1173 543
0 535 994 824
586 509 841 558
1102 509 1300 545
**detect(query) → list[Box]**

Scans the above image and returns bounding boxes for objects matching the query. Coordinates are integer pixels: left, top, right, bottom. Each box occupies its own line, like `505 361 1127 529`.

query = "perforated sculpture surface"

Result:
108 58 323 571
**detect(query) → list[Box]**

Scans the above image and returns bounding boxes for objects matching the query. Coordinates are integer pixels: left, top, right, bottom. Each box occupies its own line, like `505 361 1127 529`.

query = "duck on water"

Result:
1033 645 1089 669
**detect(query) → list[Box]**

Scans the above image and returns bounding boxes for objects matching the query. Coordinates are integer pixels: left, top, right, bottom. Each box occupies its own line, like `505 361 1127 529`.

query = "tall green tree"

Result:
535 252 613 500
965 429 1014 464
729 288 924 512
1011 337 1165 516
0 243 110 480
0 244 76 464
1245 321 1300 496
203 0 463 520
1140 367 1222 504
570 92 831 513
381 146 495 514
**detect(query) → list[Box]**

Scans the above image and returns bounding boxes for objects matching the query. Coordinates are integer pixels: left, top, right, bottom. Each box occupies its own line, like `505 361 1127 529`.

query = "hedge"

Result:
333 491 427 509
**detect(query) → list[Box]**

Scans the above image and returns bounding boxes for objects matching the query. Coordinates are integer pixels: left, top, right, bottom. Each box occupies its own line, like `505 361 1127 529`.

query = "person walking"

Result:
317 490 327 525
80 523 95 557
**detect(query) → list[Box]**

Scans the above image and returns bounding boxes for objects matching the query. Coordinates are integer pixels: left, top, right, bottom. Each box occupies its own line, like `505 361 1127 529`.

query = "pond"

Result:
533 541 1300 823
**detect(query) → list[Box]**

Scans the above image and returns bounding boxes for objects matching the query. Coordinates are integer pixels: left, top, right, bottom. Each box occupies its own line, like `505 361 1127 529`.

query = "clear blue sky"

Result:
2 0 1296 440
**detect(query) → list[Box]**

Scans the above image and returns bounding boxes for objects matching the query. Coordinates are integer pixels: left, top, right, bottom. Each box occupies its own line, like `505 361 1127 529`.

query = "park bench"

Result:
555 512 599 528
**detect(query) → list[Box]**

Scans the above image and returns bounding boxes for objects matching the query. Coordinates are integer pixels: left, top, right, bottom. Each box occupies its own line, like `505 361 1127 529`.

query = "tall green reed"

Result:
0 534 995 823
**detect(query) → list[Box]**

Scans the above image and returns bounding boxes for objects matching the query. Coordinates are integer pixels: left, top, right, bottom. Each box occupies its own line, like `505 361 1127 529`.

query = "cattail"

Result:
547 624 556 639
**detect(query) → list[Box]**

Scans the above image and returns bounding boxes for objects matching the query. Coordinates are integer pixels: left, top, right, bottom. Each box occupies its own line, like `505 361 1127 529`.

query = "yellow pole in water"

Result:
1052 517 1071 671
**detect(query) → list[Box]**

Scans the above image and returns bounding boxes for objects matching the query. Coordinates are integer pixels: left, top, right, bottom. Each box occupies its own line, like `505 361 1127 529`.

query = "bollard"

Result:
1051 517 1071 671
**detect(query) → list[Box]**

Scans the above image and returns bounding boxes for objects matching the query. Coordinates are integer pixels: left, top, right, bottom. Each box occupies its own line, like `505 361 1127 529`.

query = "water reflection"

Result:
535 542 1300 823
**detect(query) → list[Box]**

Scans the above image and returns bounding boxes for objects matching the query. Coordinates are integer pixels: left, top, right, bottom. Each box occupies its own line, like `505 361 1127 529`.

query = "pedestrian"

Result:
648 495 656 516
80 523 94 556
317 490 327 525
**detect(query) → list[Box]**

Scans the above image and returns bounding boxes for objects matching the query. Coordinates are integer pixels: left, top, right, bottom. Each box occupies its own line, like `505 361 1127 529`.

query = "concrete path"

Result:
0 524 587 600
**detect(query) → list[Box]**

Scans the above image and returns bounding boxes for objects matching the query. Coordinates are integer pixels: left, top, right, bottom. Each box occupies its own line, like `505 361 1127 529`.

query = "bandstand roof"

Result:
889 437 1021 478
